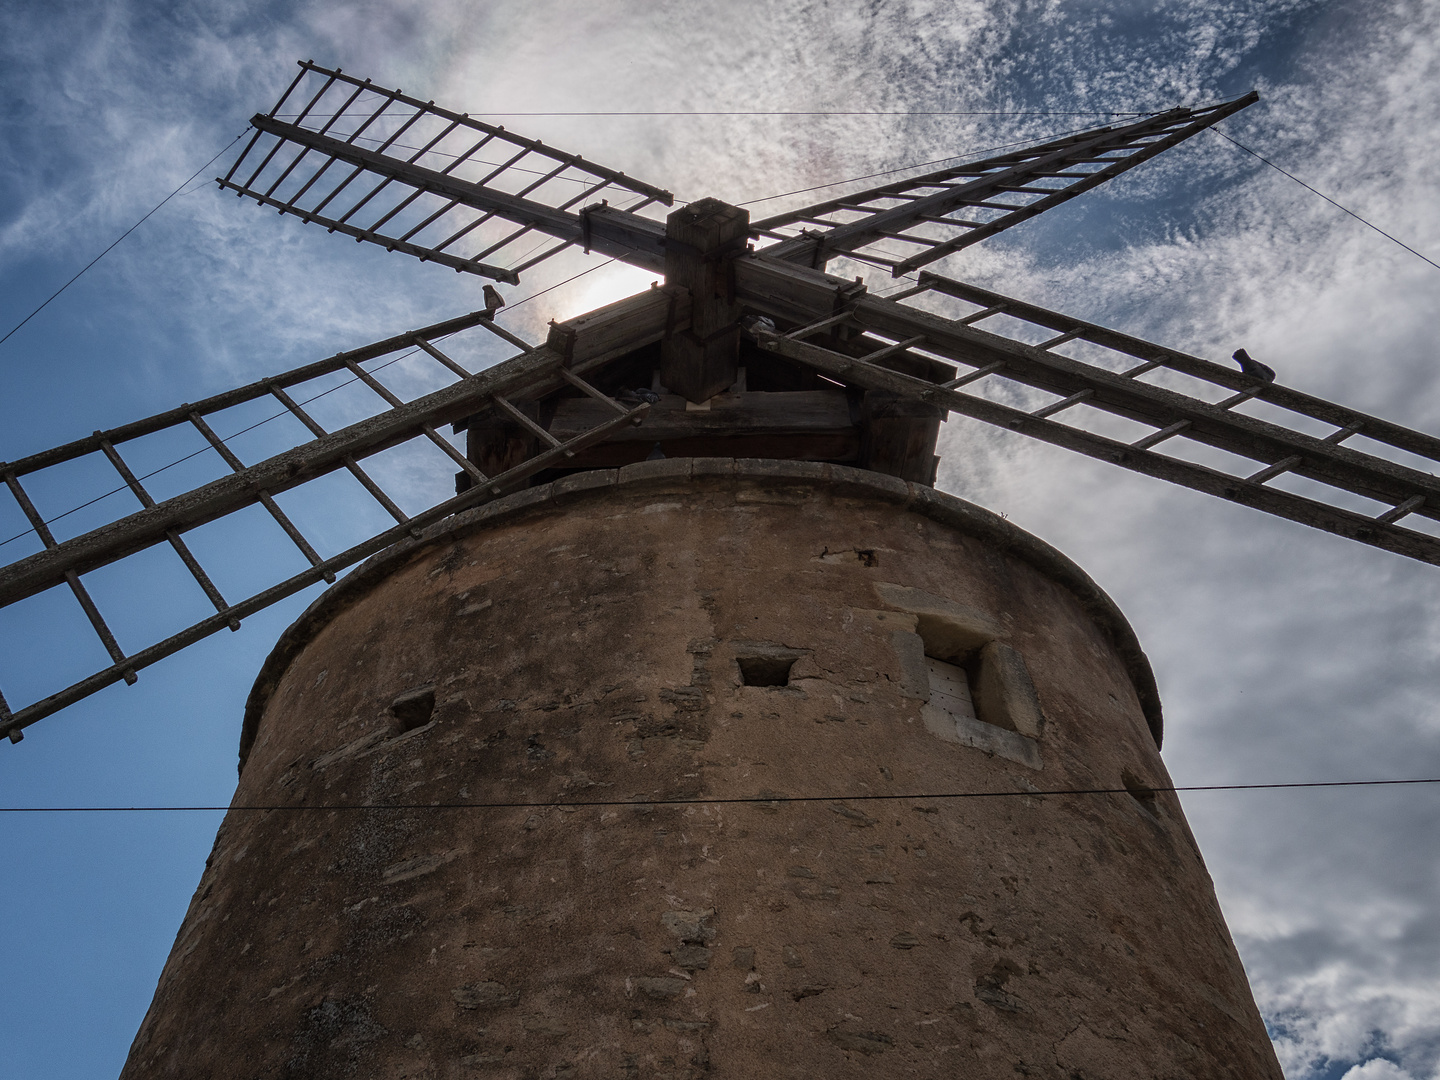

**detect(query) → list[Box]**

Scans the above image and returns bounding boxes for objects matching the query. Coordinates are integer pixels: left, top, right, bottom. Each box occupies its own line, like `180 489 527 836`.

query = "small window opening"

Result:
738 656 796 687
1121 770 1160 817
919 648 1041 769
924 656 975 721
389 685 436 733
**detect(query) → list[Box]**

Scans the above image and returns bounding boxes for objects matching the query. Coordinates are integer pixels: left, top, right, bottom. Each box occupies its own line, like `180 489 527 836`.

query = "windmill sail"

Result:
0 296 674 743
740 263 1440 566
218 61 673 281
753 94 1257 274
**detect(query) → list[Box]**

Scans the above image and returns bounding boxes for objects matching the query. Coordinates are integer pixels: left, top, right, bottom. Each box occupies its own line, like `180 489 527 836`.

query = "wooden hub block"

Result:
662 198 751 403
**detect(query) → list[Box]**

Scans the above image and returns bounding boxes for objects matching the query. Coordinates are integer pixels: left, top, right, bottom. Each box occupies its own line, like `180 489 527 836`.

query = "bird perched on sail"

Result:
1233 348 1275 383
482 285 506 319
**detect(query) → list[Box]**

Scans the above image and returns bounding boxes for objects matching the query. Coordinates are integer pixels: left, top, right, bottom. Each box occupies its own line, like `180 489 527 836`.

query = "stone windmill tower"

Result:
9 63 1440 1078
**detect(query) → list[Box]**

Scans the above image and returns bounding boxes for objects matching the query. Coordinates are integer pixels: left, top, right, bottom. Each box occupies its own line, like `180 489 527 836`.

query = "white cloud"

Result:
1342 1060 1416 1080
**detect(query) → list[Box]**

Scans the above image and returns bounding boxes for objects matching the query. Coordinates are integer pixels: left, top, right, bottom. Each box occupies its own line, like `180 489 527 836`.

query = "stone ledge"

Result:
618 457 693 485
550 468 619 504
238 460 1162 772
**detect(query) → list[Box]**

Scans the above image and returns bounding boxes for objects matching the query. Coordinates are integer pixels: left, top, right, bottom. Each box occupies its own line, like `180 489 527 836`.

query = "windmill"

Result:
4 62 1429 1077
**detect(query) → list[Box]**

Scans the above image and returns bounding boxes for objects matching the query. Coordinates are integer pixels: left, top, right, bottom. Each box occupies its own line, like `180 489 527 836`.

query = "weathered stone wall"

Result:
121 460 1282 1080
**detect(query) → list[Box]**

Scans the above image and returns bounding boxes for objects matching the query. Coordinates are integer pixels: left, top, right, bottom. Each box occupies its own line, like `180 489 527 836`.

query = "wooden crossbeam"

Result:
0 285 683 611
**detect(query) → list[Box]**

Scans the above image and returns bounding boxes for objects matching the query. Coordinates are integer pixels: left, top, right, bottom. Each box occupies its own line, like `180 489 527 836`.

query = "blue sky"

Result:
2 1 1439 1077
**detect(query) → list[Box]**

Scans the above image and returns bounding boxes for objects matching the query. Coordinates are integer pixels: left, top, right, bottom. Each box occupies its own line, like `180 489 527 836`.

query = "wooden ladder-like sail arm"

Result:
734 256 1440 567
753 93 1258 274
233 114 669 275
0 288 685 744
217 60 672 282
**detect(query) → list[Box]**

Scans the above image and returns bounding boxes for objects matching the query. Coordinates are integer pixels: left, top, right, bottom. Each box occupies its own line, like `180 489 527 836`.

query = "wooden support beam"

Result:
859 391 943 483
547 388 854 444
559 432 860 468
661 198 750 403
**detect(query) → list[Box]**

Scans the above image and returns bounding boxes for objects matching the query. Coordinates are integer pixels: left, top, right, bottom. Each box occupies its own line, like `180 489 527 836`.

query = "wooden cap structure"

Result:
122 461 1282 1079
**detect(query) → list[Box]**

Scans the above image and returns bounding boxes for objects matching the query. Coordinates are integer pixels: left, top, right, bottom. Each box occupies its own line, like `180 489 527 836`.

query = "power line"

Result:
0 131 250 351
1210 128 1440 273
4 776 1437 812
736 124 1101 208
281 109 1147 119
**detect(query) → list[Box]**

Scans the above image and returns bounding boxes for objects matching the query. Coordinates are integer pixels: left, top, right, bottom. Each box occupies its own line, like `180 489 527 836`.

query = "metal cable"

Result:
1210 127 1440 273
0 132 250 350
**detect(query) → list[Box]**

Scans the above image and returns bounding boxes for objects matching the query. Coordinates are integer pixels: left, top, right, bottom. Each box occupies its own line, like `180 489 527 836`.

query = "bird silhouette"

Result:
482 284 506 318
1233 348 1275 383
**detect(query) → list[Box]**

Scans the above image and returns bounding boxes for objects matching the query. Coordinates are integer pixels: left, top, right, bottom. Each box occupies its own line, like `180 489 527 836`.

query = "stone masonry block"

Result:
874 583 1000 660
973 640 1045 738
618 457 694 487
550 468 618 504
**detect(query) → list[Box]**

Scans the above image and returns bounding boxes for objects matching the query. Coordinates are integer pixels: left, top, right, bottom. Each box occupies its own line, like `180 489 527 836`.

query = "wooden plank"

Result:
732 253 867 327
547 388 854 442
560 432 860 468
547 285 686 366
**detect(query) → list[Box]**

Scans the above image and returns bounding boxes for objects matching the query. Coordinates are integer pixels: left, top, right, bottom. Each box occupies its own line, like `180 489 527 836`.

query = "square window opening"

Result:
927 649 1020 733
389 685 436 733
1122 769 1160 818
924 655 976 721
738 656 796 687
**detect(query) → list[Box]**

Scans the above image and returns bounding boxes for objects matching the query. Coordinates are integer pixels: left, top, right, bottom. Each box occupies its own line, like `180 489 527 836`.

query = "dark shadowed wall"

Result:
122 460 1281 1080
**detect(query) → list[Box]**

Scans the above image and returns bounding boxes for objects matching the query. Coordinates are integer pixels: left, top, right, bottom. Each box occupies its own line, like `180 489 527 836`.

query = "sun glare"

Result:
549 261 658 322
